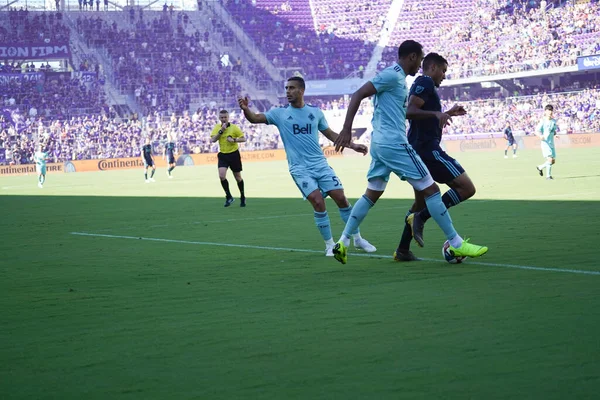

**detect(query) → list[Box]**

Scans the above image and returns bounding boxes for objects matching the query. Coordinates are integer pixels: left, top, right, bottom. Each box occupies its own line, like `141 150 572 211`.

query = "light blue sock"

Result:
314 211 333 241
339 205 359 235
425 192 459 242
341 195 374 240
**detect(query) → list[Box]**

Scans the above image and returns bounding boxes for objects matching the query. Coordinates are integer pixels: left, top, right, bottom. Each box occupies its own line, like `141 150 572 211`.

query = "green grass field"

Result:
1 147 600 399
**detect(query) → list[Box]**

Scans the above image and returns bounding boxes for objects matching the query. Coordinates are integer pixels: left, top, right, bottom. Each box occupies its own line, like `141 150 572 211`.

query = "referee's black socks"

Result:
221 179 232 199
237 180 245 200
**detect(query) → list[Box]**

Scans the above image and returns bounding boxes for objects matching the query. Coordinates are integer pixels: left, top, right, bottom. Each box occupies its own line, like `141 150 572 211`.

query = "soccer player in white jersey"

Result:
535 104 559 180
332 40 488 264
33 144 48 188
238 76 377 256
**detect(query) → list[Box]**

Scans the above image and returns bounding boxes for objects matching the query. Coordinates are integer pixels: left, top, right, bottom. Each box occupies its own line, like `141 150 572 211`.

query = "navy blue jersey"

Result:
142 144 153 159
504 127 514 141
407 76 441 152
166 141 175 155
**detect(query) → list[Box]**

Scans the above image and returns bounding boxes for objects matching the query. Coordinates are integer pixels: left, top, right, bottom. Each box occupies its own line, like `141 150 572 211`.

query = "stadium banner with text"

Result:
577 54 600 71
442 133 600 153
63 148 342 173
0 163 63 176
0 72 45 86
0 43 71 60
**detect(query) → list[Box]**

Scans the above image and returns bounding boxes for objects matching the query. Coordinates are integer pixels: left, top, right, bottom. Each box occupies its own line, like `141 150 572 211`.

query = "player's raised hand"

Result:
447 104 467 116
238 97 249 110
435 112 452 129
350 143 368 155
334 127 353 152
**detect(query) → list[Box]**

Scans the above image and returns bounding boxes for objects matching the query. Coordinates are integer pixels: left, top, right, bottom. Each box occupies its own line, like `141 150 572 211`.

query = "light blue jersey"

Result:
536 118 558 158
34 151 47 168
536 118 558 147
265 105 329 173
265 104 343 198
370 63 409 145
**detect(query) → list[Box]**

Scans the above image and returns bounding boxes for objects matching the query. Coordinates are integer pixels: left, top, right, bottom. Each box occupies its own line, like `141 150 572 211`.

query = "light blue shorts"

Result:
290 163 343 199
541 142 556 159
36 166 47 175
367 142 429 182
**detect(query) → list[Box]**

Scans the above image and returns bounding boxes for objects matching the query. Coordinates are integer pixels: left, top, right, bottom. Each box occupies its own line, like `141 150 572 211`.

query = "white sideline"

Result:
69 232 600 276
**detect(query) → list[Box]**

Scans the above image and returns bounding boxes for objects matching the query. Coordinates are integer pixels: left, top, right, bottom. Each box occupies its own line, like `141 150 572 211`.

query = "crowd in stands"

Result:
0 9 68 44
77 12 243 115
384 0 600 79
2 86 598 165
0 106 281 165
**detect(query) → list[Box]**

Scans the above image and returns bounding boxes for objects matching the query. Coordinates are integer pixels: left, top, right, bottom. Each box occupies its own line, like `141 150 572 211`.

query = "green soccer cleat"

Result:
333 241 348 264
448 238 488 258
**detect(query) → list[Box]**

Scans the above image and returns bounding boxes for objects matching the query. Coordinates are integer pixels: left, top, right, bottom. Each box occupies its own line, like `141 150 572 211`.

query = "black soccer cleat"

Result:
240 198 246 207
536 166 543 177
224 197 235 207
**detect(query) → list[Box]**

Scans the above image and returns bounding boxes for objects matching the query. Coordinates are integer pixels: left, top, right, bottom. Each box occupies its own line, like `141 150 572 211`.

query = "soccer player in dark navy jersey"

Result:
504 122 517 158
395 53 478 261
142 137 156 183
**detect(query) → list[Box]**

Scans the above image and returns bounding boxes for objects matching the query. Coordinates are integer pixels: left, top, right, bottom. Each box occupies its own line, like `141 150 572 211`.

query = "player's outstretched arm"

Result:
238 97 267 124
407 95 451 128
335 82 377 152
321 128 367 155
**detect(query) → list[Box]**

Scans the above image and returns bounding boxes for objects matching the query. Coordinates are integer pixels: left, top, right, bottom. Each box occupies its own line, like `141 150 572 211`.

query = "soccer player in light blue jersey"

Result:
33 144 48 188
238 76 377 256
332 40 488 264
535 104 559 180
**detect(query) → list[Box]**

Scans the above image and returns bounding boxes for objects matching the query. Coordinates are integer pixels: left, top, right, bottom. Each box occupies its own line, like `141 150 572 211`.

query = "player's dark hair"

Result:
398 40 423 59
544 104 554 111
287 76 306 89
422 53 448 71
219 110 229 114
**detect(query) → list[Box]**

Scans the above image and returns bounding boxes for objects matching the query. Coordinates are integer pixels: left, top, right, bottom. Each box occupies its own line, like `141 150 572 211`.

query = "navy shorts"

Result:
506 138 516 146
144 158 154 168
418 147 465 184
167 152 175 164
218 150 243 172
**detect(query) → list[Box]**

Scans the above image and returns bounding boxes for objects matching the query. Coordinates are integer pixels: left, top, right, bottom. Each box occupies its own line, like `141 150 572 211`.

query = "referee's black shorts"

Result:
217 150 243 172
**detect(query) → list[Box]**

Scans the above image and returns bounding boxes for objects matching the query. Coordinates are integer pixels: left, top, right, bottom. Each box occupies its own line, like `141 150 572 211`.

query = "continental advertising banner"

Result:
0 163 64 176
2 136 598 176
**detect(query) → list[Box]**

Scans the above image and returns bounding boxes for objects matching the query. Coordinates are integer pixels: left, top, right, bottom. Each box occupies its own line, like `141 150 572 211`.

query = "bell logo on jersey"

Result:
293 124 312 135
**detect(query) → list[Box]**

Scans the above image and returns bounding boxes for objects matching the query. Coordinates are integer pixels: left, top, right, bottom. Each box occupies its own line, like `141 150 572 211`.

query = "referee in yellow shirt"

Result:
211 109 247 207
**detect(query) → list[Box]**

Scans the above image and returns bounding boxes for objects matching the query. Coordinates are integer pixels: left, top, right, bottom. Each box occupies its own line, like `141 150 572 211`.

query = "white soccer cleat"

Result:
354 238 377 253
150 178 156 182
513 154 518 158
37 183 43 188
325 245 335 257
145 179 150 183
168 175 173 179
504 155 508 159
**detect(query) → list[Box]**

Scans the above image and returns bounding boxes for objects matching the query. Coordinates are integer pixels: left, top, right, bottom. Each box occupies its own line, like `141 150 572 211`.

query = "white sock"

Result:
325 238 335 247
449 235 463 248
352 233 363 242
339 235 351 246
